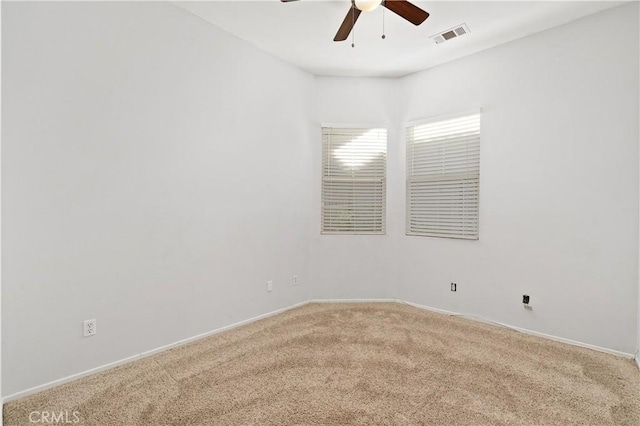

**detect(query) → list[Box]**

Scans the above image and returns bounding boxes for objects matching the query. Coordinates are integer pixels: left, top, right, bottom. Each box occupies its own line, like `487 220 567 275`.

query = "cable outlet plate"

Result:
83 319 96 337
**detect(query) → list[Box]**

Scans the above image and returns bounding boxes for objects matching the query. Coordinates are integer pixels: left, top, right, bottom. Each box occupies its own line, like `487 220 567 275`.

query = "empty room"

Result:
1 0 639 425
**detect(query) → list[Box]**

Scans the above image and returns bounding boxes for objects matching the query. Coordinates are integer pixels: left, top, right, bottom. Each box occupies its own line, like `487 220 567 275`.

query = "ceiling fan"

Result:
281 0 430 42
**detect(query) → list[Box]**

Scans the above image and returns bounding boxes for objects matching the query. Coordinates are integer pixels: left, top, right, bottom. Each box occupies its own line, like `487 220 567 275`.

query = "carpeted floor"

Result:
4 302 640 425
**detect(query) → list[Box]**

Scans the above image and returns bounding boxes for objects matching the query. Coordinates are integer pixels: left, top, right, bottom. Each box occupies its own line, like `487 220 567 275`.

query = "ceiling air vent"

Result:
430 23 470 44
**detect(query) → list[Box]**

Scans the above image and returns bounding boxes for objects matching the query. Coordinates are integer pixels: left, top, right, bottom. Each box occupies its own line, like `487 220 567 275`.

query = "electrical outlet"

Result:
451 282 457 292
83 319 96 337
522 294 530 304
293 275 298 286
267 280 273 292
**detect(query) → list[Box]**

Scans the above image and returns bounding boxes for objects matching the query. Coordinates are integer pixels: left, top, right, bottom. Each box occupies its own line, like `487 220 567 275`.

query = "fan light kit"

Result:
282 0 430 45
354 0 383 12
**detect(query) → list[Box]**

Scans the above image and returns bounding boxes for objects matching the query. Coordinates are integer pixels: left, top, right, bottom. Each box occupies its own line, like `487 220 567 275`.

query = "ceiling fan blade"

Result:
334 7 362 42
383 0 429 25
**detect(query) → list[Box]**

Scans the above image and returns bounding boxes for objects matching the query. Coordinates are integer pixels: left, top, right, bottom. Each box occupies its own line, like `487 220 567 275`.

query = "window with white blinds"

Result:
322 127 387 234
406 113 480 239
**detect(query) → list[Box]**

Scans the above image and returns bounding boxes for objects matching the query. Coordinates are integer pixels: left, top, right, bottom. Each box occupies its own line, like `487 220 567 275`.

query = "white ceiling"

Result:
173 1 624 77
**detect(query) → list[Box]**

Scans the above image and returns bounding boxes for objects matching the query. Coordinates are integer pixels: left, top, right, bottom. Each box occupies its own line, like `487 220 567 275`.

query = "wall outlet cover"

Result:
83 319 96 337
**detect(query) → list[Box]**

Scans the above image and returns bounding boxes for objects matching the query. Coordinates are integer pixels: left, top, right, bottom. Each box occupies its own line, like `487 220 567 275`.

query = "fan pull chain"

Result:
351 6 355 48
382 3 386 40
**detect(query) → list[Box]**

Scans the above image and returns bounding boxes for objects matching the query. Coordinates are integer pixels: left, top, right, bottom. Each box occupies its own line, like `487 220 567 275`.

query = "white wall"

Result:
1 2 315 396
309 77 401 300
398 1 639 355
638 0 640 366
0 0 3 414
312 3 639 354
3 0 639 400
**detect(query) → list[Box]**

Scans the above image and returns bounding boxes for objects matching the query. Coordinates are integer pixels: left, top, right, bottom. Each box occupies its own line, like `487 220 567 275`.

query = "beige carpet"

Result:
4 303 640 425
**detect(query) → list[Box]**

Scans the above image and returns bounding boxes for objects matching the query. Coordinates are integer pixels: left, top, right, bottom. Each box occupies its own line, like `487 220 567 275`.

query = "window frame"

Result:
321 123 388 235
405 110 481 240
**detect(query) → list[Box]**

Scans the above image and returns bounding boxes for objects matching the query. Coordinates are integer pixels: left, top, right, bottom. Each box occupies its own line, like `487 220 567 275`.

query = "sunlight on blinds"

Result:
322 127 387 234
406 113 480 239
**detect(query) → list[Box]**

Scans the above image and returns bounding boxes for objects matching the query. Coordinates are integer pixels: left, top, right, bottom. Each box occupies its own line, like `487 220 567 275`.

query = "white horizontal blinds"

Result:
322 127 387 234
407 113 480 239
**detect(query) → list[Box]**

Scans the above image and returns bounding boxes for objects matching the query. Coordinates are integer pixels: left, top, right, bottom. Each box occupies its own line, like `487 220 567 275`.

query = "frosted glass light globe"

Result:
354 0 382 12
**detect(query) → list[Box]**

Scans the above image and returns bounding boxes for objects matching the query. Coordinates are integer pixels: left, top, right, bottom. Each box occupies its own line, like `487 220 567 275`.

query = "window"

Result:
322 127 387 234
406 113 480 239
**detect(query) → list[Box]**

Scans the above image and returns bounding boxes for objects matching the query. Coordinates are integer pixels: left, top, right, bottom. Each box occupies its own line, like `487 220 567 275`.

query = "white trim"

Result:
3 298 636 404
1 0 4 420
320 122 388 129
635 352 640 371
405 108 481 128
308 298 401 304
1 301 310 403
402 300 635 359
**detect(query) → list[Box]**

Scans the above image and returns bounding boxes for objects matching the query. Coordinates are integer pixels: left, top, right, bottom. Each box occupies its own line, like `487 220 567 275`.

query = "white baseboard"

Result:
3 298 636 404
402 300 635 359
1 300 310 404
308 298 401 304
635 353 640 370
